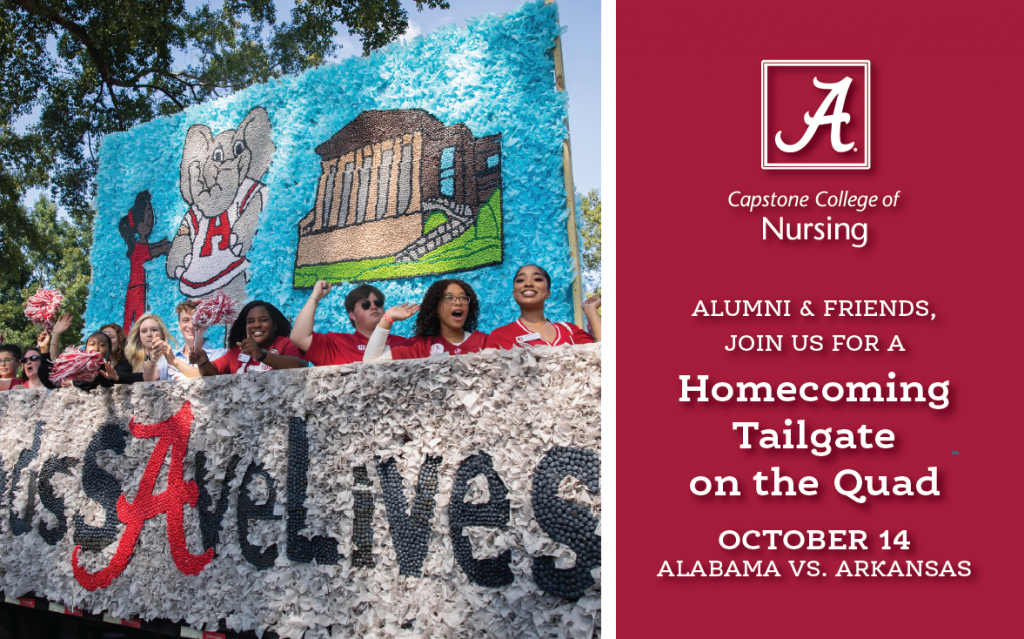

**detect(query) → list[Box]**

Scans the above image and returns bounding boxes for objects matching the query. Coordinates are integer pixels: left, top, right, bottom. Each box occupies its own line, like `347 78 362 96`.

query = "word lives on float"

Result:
727 190 903 248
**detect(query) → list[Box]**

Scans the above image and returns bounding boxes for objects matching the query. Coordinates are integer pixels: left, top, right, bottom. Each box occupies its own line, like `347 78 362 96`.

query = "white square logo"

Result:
762 60 870 169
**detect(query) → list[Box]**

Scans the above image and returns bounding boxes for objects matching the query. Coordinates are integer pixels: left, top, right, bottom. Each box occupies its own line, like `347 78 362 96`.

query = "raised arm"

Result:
50 313 73 360
364 303 420 362
291 280 331 352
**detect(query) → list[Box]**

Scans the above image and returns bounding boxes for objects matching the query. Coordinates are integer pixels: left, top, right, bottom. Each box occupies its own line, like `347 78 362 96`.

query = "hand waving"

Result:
98 361 119 381
384 303 421 324
52 313 73 336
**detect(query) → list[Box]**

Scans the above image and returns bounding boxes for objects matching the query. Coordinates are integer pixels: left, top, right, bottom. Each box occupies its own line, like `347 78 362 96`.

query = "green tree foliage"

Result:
0 195 91 349
579 188 600 296
0 0 452 294
0 4 52 291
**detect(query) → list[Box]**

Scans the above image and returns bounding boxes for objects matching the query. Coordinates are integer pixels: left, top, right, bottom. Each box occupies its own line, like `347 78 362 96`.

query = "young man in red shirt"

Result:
291 281 408 366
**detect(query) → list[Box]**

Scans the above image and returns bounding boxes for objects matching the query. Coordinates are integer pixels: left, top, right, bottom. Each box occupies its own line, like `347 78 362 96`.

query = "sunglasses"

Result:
20 355 42 363
360 298 384 311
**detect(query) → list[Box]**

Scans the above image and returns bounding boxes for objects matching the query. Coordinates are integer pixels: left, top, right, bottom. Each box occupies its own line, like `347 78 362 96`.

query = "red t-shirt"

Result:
487 320 594 349
1 378 26 391
305 331 409 366
212 335 304 374
389 331 489 359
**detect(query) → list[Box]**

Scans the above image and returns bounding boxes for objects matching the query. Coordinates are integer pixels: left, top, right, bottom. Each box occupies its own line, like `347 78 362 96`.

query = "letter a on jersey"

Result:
761 61 870 169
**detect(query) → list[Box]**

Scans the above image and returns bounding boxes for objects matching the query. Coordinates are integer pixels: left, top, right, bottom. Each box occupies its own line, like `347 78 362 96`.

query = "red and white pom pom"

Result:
49 347 106 384
191 290 241 329
25 289 64 330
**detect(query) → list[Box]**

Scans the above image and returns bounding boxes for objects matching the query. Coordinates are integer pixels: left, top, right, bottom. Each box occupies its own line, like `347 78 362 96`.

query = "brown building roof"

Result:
315 110 474 160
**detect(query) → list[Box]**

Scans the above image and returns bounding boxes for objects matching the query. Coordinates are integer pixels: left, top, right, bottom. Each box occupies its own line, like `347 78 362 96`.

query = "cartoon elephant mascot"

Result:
167 106 275 301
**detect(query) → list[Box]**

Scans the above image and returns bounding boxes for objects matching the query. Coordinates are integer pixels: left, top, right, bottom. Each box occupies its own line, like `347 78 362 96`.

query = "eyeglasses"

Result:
0 359 15 365
360 298 384 310
20 355 41 363
442 295 471 304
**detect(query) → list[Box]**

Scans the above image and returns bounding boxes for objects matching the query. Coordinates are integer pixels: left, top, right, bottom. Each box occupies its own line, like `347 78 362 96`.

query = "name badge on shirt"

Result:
238 353 251 363
516 332 542 344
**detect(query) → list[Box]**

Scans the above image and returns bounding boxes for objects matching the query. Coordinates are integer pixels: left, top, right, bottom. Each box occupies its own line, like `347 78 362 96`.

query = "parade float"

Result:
0 2 600 637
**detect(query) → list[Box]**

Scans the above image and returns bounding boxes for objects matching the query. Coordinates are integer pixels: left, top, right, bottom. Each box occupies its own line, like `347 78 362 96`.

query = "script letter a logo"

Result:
775 77 854 153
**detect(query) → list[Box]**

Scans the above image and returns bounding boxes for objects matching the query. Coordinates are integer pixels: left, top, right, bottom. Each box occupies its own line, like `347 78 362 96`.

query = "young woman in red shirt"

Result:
364 279 488 361
190 300 307 374
487 264 601 349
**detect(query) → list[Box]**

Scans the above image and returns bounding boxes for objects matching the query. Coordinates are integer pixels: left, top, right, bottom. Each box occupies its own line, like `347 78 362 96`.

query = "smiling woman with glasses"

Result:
364 278 488 361
487 264 602 350
291 281 410 366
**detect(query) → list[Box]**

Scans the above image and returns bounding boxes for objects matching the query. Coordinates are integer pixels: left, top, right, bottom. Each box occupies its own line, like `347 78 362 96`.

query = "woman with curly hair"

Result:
190 300 307 375
487 264 601 349
363 279 489 361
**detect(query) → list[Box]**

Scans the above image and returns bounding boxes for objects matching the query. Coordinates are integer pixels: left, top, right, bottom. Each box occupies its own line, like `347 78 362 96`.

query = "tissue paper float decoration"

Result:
119 190 171 330
72 402 212 590
0 345 601 638
166 106 275 303
86 0 577 340
293 109 502 285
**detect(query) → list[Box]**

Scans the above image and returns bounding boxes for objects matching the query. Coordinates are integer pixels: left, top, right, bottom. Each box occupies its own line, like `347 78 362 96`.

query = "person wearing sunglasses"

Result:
363 279 488 361
18 347 55 390
291 281 408 366
487 264 601 349
0 344 26 391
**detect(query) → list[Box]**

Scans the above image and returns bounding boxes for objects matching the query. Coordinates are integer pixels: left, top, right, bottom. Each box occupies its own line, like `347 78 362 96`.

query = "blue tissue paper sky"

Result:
84 0 594 342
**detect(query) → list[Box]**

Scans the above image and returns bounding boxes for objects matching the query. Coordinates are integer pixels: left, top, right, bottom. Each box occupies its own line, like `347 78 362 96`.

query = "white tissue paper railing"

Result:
0 344 601 639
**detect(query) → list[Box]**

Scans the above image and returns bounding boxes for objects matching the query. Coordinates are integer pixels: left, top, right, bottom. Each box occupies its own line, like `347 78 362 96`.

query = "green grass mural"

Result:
294 189 502 285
